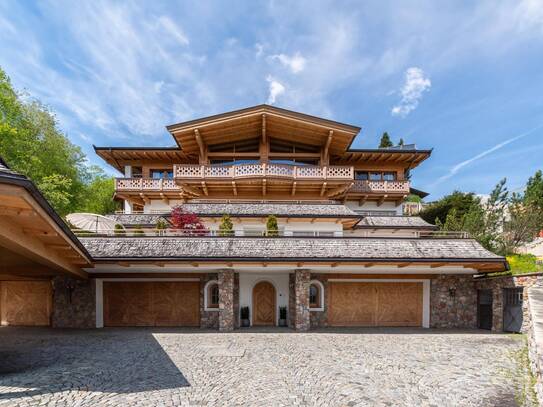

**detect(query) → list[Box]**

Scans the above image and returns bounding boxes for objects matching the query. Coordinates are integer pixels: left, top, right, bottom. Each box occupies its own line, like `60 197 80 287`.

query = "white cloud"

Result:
266 76 285 104
270 52 306 73
391 67 431 117
433 124 543 185
156 16 189 46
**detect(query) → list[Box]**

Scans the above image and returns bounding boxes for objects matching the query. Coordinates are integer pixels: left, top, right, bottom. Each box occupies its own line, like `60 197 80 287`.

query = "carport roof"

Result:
80 236 507 271
0 156 91 277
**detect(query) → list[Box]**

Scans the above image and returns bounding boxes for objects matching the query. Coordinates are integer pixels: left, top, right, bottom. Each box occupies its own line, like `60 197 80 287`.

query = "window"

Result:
309 280 324 311
132 166 143 178
204 281 219 310
383 172 396 181
355 171 369 180
369 172 382 181
150 169 173 179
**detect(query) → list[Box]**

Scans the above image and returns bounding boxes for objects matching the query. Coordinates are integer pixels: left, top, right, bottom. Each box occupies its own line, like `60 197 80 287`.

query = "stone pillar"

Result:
294 269 310 332
219 269 235 332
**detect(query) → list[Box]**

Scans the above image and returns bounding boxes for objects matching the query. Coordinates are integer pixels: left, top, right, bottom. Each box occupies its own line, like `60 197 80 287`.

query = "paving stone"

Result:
0 327 529 406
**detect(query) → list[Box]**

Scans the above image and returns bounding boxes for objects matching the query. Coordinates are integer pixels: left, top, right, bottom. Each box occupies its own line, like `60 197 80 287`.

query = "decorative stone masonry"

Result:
474 273 543 333
310 274 328 328
234 273 240 329
288 273 295 328
218 269 235 332
294 269 310 332
430 275 477 329
200 273 219 329
52 276 96 328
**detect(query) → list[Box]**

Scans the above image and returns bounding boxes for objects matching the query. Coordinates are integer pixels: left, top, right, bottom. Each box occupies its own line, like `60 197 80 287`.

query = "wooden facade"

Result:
95 105 431 204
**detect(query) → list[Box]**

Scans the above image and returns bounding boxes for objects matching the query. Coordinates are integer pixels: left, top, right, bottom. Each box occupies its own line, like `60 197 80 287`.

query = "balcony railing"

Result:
174 164 354 181
350 180 410 194
115 178 181 192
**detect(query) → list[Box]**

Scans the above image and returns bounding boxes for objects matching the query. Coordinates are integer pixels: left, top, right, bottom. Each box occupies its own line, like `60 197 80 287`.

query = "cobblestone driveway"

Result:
0 327 529 406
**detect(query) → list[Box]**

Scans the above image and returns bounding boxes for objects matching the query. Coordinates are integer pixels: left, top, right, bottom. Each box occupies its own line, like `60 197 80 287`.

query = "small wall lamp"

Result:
449 287 457 298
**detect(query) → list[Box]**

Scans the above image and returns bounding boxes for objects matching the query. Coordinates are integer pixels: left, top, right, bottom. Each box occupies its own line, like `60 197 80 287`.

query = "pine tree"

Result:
398 138 405 146
266 215 279 237
379 132 393 148
218 214 234 236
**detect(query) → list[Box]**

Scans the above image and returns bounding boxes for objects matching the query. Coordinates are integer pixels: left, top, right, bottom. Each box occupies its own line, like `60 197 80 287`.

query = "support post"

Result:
294 269 311 332
219 269 235 332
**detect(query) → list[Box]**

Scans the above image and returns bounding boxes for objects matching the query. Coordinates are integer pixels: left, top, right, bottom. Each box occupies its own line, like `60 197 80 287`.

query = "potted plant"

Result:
279 306 288 327
240 306 250 327
114 223 125 235
266 214 279 237
155 218 168 236
133 224 145 236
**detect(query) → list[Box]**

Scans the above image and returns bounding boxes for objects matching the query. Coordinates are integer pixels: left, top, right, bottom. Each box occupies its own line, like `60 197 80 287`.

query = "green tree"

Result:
524 170 543 210
78 166 118 215
218 214 234 236
419 191 479 225
378 132 393 148
0 66 115 216
266 215 279 237
398 138 405 146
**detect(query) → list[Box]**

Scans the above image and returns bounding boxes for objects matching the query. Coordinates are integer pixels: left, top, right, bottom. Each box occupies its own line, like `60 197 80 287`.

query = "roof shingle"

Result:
80 236 503 262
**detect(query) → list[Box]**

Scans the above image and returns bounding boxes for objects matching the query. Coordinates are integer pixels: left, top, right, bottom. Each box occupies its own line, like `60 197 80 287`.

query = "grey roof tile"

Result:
80 237 503 262
358 216 436 229
107 203 359 225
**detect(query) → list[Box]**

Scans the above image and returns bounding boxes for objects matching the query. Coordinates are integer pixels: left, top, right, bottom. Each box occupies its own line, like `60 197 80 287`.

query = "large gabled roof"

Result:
166 104 361 157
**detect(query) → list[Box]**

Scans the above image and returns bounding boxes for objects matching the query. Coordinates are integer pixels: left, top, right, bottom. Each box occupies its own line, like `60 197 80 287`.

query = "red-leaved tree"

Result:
170 206 207 235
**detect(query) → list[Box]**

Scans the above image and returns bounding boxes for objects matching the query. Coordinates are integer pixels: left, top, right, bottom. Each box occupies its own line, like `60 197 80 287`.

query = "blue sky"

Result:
1 1 543 199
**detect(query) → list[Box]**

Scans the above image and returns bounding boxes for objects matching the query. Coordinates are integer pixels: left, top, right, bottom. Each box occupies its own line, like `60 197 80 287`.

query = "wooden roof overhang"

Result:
333 149 432 170
166 105 361 157
91 258 508 273
0 165 92 279
93 146 196 173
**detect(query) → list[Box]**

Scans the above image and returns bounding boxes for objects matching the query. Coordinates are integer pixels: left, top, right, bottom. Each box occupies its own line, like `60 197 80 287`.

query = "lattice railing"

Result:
174 163 354 180
351 180 410 193
115 178 181 191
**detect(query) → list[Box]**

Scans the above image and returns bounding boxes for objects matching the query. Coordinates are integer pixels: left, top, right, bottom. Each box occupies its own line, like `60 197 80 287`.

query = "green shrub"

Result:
507 254 542 275
133 224 145 236
266 215 279 237
218 214 234 236
155 218 168 236
114 223 125 235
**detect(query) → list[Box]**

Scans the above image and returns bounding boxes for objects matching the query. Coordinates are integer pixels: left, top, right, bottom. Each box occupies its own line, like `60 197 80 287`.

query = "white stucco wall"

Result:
345 200 403 215
238 273 290 326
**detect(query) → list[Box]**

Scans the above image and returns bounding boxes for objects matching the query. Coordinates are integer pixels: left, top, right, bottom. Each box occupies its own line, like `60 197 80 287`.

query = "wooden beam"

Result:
377 194 388 207
430 263 447 268
322 130 333 165
201 181 208 196
320 182 327 197
180 184 201 196
0 207 35 217
232 181 237 196
0 217 86 278
359 195 368 205
159 193 169 205
139 193 150 204
397 262 412 268
194 129 207 164
291 181 297 196
262 114 267 144
262 179 267 196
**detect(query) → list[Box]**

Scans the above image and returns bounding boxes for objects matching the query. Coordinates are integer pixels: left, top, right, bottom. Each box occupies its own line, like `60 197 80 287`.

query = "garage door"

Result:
328 282 423 327
103 281 200 327
0 281 52 326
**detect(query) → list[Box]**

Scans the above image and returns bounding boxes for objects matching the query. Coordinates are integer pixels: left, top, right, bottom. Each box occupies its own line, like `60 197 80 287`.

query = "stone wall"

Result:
309 274 328 328
430 275 477 329
200 273 219 329
52 276 95 328
294 269 310 331
474 274 543 333
234 273 240 329
218 269 234 332
288 273 295 328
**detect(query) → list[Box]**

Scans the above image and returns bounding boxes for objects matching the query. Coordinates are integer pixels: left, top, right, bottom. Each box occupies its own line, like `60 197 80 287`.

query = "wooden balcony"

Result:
115 178 181 192
349 180 410 195
174 163 354 181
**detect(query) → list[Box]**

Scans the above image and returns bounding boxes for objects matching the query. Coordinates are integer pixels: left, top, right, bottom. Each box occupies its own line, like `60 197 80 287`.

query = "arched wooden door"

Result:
252 281 276 326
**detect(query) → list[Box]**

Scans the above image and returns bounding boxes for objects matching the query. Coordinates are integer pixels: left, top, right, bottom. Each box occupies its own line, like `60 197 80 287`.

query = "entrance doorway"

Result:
477 289 493 330
252 281 276 326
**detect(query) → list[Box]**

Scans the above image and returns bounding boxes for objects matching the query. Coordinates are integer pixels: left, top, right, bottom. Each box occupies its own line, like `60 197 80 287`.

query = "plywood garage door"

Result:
329 282 423 327
103 281 200 327
0 281 52 326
